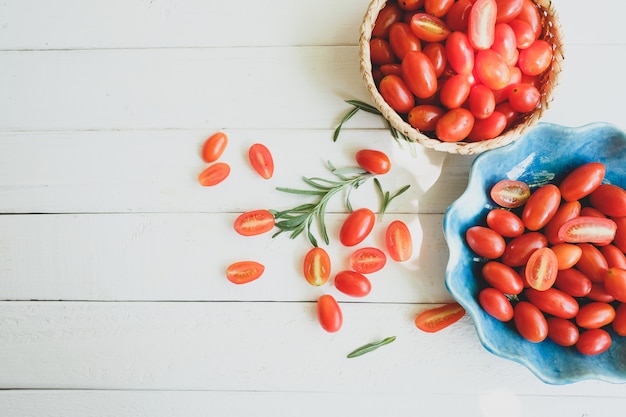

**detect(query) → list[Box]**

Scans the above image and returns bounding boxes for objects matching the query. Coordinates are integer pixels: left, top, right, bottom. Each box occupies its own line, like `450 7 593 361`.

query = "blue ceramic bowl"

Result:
444 122 626 384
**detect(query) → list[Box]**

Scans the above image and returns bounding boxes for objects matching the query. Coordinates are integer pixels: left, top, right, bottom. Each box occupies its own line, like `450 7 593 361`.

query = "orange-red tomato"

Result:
398 0 425 12
468 84 496 119
355 149 391 175
474 49 510 90
201 131 228 163
334 270 372 297
467 111 507 141
551 243 582 270
516 0 542 40
586 283 616 303
303 247 331 286
370 38 396 65
486 208 524 237
445 31 475 75
372 2 403 38
508 18 535 49
495 0 523 23
409 13 452 43
468 0 497 50
446 0 473 31
489 179 530 208
547 317 579 347
614 216 626 253
481 261 525 295
479 287 514 321
350 247 387 274
402 50 438 99
557 216 617 246
379 74 415 113
576 243 609 283
198 162 230 186
435 108 475 142
590 184 626 217
517 39 553 76
408 104 446 131
514 301 548 343
422 42 447 77
525 287 579 319
380 63 404 77
601 244 626 269
440 74 472 109
425 0 456 17
581 207 607 218
340 208 376 247
414 302 465 333
508 83 540 113
576 329 612 356
612 303 626 336
554 268 592 298
466 225 506 259
491 23 519 66
522 184 561 231
386 220 413 262
543 200 581 245
389 22 422 60
604 267 626 303
234 209 275 236
576 302 616 329
248 143 274 179
317 294 343 333
226 261 265 284
501 231 547 267
525 247 558 291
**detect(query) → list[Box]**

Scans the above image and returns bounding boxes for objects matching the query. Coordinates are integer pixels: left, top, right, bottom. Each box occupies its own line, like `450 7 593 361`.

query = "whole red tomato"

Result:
522 184 561 231
379 75 415 113
355 149 391 174
514 301 548 343
402 50 438 99
465 225 506 259
339 208 376 247
479 287 514 322
334 270 372 297
317 294 342 333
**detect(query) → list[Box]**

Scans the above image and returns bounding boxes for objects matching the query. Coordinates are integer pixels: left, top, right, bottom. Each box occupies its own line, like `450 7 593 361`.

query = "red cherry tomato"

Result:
446 0 473 31
350 247 387 274
492 65 521 104
481 261 525 294
543 200 581 245
398 0 425 12
465 225 506 259
495 0 523 23
468 84 496 119
559 162 606 201
372 2 403 38
495 101 519 128
410 13 452 43
576 243 609 283
612 303 626 336
386 220 413 262
508 83 540 113
551 243 582 270
334 270 372 298
479 287 514 321
425 0 456 17
576 329 612 356
489 179 530 208
491 23 518 67
525 287 579 319
317 294 343 333
445 31 475 75
590 184 626 217
517 0 542 40
380 63 403 77
248 143 274 179
379 74 415 113
554 268 592 298
601 244 626 269
355 149 391 175
440 74 472 109
422 42 447 77
522 184 561 231
517 39 553 76
303 247 331 286
558 216 617 246
370 38 396 65
501 231 547 267
198 162 230 186
389 22 422 60
581 207 607 218
415 302 465 333
468 0 497 50
435 108 475 142
547 317 579 347
576 302 616 329
474 49 510 90
587 282 615 303
467 111 507 141
525 247 559 291
486 208 524 237
339 208 376 247
604 267 626 303
226 261 265 284
508 19 535 49
514 301 548 343
402 50 438 99
408 104 446 131
614 217 626 253
201 131 228 163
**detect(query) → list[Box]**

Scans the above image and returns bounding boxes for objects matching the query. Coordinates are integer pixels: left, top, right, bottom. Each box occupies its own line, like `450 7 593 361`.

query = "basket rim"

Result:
359 0 565 155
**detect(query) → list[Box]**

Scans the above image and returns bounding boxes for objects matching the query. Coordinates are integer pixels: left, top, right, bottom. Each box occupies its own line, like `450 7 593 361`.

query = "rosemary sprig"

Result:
374 178 411 217
333 99 412 145
347 336 397 358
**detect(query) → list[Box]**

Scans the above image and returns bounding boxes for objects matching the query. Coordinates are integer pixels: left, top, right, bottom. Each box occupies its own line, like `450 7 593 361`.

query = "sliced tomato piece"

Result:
409 13 452 43
489 179 530 208
303 247 331 286
415 302 465 333
468 0 497 50
350 247 387 274
233 209 275 236
524 247 558 291
557 216 617 246
248 143 274 179
198 162 230 186
226 261 265 284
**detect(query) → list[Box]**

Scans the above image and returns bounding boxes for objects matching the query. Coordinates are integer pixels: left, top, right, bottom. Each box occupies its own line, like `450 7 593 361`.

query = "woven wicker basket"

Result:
359 0 564 155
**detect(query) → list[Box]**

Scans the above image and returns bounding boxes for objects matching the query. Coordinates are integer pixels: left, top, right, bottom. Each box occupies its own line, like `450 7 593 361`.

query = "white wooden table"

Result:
1 1 626 415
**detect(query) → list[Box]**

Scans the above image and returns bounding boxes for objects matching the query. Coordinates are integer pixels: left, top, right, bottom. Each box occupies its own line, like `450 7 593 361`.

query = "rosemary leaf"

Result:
333 105 360 142
347 336 397 358
345 99 381 115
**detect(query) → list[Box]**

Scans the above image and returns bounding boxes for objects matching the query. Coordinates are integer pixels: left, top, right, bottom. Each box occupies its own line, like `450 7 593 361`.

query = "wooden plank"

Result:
0 301 625 397
0 45 625 132
1 389 625 417
0 212 453 303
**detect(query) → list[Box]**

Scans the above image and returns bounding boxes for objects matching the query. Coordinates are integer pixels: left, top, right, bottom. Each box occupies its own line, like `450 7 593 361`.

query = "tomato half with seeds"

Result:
248 143 274 179
233 209 275 236
355 149 391 175
514 301 548 343
465 225 506 259
415 302 465 333
317 294 343 333
201 131 228 163
350 247 387 274
525 287 579 319
489 179 530 208
604 267 626 303
303 247 331 286
576 329 612 356
525 247 558 291
226 261 265 284
340 208 376 247
334 270 372 298
557 216 617 246
198 162 230 186
547 317 579 347
468 0 497 50
590 184 626 217
522 184 561 231
576 302 616 329
479 287 514 321
386 220 413 262
409 13 452 43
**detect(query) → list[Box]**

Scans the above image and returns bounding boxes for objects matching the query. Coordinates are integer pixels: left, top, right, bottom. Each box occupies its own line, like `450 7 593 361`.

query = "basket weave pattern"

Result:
359 0 564 155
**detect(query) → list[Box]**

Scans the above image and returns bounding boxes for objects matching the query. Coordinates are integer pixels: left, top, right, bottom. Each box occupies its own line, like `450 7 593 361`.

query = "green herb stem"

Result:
347 336 397 358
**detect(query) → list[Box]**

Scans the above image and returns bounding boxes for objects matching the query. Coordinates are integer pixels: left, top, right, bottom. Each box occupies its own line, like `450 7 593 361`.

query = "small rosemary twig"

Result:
347 336 397 358
374 178 411 218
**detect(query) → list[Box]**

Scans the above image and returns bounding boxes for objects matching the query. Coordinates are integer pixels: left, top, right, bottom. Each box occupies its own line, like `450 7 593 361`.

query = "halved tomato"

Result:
226 261 265 284
248 143 274 179
414 302 465 333
234 209 275 236
489 179 530 208
303 247 331 286
409 13 452 43
198 162 230 186
557 216 617 246
524 247 558 291
468 0 497 50
350 247 387 274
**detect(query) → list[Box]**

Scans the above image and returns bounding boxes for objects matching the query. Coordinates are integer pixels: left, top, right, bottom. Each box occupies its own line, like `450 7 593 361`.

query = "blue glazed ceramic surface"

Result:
444 122 626 384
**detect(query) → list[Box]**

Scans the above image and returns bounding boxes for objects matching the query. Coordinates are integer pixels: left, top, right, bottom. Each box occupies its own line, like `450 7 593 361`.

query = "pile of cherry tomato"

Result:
369 0 554 142
466 161 626 355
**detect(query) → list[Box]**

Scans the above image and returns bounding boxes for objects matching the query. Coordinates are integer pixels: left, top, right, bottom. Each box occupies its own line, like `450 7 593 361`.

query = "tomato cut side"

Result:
524 247 558 291
557 216 617 246
415 302 465 333
248 143 274 179
198 162 231 187
233 209 275 236
226 261 265 284
409 13 452 43
350 247 387 274
303 247 331 286
489 179 530 208
468 0 497 50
